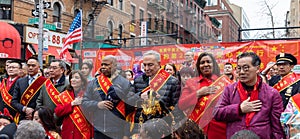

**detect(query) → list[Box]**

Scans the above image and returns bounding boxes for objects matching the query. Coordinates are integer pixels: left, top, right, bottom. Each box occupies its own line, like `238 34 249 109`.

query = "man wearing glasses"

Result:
268 53 300 109
0 60 21 118
36 59 69 113
214 52 284 139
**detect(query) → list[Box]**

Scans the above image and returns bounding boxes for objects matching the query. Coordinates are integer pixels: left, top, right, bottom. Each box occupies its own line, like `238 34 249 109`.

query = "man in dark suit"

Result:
11 57 47 123
0 60 22 117
36 59 69 111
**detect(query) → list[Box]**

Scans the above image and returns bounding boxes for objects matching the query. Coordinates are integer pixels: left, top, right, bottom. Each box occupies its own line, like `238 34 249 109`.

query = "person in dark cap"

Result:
269 53 300 109
0 123 17 139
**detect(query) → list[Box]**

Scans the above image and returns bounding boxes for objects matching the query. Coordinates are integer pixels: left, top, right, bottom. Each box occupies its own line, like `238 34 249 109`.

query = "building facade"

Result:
205 0 240 42
288 0 300 37
229 3 250 40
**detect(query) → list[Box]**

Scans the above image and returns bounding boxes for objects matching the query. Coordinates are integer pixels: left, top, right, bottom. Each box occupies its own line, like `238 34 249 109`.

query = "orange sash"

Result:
58 91 91 139
126 69 171 132
97 74 126 117
291 94 300 112
14 76 47 123
189 75 233 125
0 79 17 111
273 73 300 93
141 69 171 94
44 79 61 105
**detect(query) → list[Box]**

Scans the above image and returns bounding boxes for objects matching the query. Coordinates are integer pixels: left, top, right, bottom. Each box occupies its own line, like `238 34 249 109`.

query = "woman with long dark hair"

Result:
33 106 61 139
178 52 228 139
54 70 92 139
81 61 94 82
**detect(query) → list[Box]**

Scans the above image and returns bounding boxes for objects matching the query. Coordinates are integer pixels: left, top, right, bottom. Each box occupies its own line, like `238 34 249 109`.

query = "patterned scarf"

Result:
237 76 261 127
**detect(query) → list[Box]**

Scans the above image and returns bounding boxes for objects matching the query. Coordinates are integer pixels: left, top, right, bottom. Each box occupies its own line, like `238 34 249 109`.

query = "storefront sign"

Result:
24 26 67 48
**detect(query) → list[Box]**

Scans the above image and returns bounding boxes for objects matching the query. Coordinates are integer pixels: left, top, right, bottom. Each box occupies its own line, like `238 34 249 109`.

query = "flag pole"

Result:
79 9 83 67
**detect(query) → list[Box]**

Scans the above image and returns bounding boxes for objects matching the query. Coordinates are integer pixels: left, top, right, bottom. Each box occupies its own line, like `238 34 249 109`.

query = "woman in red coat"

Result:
55 70 92 139
178 52 227 139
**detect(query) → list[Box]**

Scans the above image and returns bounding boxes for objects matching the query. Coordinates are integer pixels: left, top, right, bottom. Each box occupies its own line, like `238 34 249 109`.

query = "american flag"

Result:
59 10 82 58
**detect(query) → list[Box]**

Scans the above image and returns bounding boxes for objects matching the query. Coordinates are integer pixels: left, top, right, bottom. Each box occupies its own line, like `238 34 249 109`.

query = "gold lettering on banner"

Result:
203 97 208 101
29 89 34 94
77 118 82 123
75 114 80 118
200 102 205 106
21 100 25 105
153 83 158 88
25 94 30 99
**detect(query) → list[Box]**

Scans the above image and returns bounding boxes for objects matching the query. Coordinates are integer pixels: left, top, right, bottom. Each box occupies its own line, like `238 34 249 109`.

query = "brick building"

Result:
205 0 240 42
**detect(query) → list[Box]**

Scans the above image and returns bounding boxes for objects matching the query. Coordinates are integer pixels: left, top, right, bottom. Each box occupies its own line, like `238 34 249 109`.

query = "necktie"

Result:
29 77 34 85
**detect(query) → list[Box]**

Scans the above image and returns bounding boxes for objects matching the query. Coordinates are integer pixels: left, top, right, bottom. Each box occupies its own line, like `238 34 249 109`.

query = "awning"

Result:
32 45 78 63
0 22 21 59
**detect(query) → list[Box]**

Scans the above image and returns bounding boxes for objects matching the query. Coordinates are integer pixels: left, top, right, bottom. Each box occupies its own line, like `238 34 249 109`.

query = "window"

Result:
131 5 136 23
74 9 80 16
0 0 12 20
87 13 95 38
108 21 113 39
107 0 113 6
118 24 123 44
53 2 61 22
155 16 158 30
148 13 152 30
180 15 183 25
186 17 189 29
140 9 144 25
171 22 174 33
161 15 164 32
118 0 123 10
161 0 164 6
167 0 171 12
166 21 170 33
186 0 189 9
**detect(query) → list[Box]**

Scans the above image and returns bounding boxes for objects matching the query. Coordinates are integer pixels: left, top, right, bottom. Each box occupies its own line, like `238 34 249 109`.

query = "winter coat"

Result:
214 82 285 139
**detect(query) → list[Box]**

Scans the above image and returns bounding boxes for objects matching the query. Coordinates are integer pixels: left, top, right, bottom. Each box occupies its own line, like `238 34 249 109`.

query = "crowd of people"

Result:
0 50 299 139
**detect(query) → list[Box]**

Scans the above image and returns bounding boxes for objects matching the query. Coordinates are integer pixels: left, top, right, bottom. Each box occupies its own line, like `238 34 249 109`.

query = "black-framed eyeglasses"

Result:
0 38 13 48
236 65 250 72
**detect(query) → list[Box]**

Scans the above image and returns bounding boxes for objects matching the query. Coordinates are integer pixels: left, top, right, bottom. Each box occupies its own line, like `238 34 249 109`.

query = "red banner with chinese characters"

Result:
94 40 300 73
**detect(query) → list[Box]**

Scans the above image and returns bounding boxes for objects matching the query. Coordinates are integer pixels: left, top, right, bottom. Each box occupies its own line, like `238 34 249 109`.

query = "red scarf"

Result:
237 76 260 127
